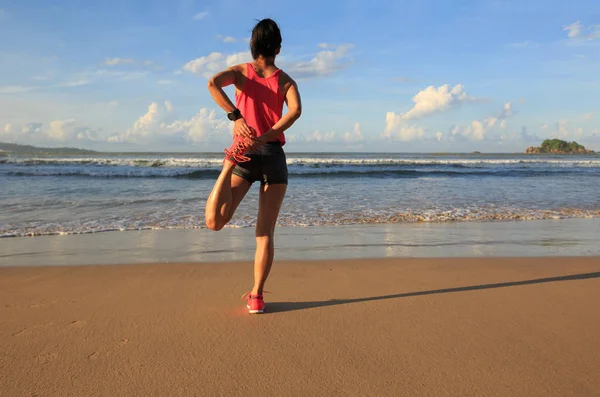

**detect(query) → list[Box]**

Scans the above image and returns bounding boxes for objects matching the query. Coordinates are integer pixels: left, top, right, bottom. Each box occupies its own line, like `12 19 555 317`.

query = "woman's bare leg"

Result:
205 162 251 231
252 183 287 295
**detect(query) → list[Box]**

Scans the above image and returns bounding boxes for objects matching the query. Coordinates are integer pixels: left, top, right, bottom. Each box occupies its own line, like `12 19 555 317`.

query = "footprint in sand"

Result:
29 298 61 308
35 353 58 365
87 338 129 361
12 322 53 337
68 320 86 328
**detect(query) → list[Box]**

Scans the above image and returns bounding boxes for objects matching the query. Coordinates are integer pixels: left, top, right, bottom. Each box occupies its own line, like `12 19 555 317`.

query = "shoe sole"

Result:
247 305 264 314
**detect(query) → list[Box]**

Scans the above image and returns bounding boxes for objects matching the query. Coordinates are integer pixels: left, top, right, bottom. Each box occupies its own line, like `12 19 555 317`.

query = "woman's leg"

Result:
252 183 287 295
205 162 251 231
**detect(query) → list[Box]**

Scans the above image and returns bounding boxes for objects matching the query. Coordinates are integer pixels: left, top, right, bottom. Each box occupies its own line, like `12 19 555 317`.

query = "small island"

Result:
525 139 595 155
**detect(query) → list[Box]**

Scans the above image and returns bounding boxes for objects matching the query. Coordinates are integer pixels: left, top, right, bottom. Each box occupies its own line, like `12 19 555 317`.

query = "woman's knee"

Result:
205 214 226 231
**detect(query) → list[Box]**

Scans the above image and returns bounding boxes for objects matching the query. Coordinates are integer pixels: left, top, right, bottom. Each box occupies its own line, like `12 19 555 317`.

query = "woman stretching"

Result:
204 19 302 314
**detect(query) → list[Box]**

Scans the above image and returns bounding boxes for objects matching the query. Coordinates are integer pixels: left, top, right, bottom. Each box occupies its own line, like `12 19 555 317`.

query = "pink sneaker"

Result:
242 292 267 314
224 134 257 165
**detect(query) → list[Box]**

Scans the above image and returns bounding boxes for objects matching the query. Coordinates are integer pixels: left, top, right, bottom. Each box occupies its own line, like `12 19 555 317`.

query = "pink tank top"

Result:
235 63 286 145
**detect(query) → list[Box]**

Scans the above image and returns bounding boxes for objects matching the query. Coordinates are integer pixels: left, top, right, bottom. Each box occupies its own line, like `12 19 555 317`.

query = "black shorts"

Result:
232 142 288 185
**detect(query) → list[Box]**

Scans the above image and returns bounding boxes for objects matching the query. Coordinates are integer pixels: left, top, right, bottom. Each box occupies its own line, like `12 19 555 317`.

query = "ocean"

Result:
1 152 600 238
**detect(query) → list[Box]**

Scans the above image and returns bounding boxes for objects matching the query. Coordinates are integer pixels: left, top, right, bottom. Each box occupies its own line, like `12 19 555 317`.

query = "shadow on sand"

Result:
266 271 600 314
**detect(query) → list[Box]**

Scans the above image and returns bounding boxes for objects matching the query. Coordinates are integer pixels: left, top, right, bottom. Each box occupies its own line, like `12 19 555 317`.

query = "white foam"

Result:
3 156 600 168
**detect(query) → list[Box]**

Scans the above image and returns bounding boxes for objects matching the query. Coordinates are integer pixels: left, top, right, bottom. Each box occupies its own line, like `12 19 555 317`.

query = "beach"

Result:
3 151 600 395
1 257 599 396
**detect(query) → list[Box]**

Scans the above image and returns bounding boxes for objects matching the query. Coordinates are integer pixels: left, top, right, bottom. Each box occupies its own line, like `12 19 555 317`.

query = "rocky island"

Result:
525 139 595 155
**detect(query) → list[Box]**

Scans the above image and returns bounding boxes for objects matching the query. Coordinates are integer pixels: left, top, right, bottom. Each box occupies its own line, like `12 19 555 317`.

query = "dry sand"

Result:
1 257 599 396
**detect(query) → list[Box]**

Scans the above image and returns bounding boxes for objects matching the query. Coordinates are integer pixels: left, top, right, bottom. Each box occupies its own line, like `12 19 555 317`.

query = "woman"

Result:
205 19 302 314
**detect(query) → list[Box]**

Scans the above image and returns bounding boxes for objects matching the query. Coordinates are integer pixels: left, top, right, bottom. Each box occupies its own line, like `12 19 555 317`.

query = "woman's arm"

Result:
207 66 255 139
259 75 302 143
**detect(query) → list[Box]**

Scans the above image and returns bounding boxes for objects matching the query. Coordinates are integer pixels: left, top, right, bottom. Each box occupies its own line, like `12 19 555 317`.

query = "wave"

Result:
2 156 600 168
3 207 599 238
6 169 222 179
4 167 599 179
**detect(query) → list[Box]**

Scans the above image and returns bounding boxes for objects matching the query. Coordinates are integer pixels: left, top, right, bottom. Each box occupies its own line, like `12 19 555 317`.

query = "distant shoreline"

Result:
1 141 598 156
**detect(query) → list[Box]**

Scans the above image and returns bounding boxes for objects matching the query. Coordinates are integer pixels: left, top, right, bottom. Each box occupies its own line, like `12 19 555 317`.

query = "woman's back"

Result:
235 63 285 144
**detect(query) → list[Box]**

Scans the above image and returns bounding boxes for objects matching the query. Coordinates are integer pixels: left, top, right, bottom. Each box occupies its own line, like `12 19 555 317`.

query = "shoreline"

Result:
3 210 600 239
1 217 599 267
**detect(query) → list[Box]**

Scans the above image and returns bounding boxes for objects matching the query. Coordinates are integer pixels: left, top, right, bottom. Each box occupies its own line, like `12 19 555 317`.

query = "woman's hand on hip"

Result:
233 118 256 140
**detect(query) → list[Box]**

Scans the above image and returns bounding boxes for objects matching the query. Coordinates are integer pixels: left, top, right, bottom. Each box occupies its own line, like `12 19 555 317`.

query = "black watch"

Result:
227 108 242 121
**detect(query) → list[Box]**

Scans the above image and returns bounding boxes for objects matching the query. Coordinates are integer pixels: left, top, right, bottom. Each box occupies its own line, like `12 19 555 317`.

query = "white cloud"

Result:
435 132 443 141
590 26 600 41
302 130 336 143
108 101 229 145
563 21 583 38
463 118 495 141
107 101 119 109
1 68 150 95
0 78 92 94
215 35 237 43
193 12 209 21
564 21 600 41
58 79 91 88
182 51 252 79
1 120 99 143
104 58 134 66
0 85 37 94
182 44 354 80
47 119 76 141
583 113 594 121
285 44 354 78
454 102 515 141
383 112 425 141
557 119 569 137
399 84 474 120
498 102 513 119
30 73 52 81
343 123 364 143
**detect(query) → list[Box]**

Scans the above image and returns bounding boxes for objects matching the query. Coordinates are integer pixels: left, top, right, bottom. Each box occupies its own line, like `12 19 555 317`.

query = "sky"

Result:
0 0 599 153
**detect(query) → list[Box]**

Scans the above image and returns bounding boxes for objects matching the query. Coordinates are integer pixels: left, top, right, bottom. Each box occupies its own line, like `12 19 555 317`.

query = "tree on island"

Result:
525 139 595 154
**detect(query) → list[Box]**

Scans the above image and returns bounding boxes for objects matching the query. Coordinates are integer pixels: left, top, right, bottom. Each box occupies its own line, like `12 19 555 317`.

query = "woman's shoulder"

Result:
278 70 297 89
230 63 249 74
277 69 295 83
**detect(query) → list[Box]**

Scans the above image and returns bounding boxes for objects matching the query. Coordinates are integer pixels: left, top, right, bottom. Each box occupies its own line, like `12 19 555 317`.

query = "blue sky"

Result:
0 0 598 152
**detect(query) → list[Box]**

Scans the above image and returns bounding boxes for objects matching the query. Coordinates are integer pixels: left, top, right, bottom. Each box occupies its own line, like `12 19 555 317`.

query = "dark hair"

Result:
250 19 282 59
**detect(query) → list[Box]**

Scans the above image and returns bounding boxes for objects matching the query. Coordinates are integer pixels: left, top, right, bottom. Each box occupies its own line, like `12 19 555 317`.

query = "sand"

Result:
1 257 599 396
